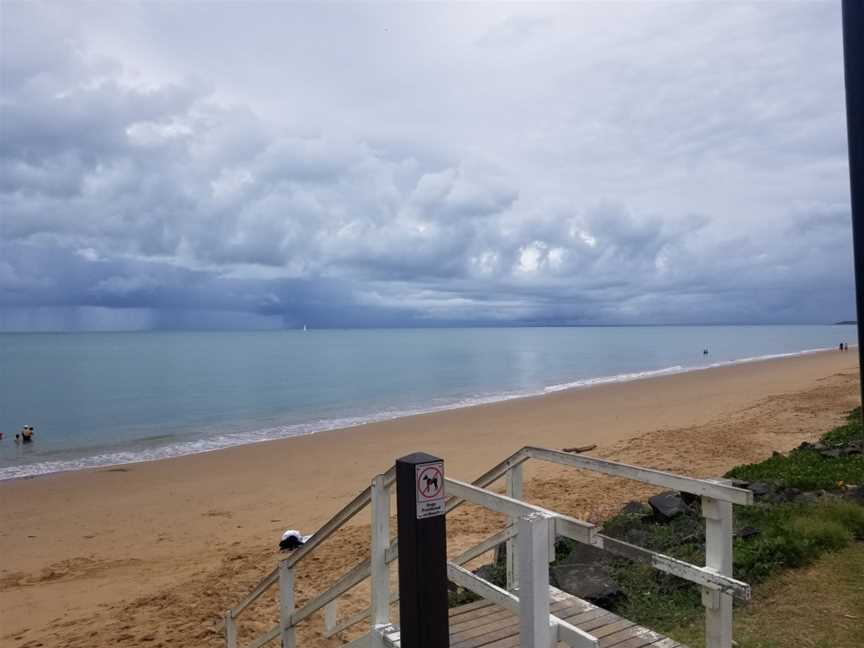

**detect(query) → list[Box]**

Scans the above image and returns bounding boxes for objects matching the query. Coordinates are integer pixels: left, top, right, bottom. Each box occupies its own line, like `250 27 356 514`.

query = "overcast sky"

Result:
0 1 855 330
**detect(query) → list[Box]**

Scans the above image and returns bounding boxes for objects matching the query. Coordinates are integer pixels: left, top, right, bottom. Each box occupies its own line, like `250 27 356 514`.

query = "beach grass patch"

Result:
726 406 864 490
821 407 863 446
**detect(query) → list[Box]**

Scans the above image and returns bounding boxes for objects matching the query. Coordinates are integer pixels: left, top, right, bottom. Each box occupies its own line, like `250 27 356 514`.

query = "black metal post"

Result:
395 452 450 648
842 0 864 421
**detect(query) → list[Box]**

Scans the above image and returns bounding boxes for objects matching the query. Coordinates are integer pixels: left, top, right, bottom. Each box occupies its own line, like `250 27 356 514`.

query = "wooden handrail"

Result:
228 447 753 648
526 447 753 505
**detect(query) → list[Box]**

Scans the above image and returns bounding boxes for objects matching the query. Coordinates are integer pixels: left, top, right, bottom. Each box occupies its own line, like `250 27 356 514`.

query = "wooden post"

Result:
842 0 864 427
371 474 391 629
519 512 553 648
396 452 449 648
506 463 523 590
224 611 237 648
702 496 733 648
279 559 297 648
324 600 338 636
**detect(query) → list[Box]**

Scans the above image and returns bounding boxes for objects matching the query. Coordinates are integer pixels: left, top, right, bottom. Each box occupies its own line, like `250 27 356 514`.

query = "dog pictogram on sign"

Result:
415 462 445 518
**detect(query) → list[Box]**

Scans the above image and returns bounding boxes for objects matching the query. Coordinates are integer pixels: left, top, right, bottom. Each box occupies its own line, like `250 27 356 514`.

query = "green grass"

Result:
598 500 864 633
726 407 864 490
822 407 864 446
666 542 864 648
596 407 864 637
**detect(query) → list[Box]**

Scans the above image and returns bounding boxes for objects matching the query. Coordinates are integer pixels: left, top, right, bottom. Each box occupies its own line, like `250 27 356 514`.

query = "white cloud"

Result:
0 1 855 328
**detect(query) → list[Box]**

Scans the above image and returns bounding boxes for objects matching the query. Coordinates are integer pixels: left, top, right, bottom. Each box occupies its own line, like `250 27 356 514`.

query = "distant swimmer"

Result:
20 425 34 443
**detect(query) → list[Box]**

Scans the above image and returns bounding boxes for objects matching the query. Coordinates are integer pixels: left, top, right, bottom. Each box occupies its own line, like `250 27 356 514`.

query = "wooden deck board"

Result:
445 590 688 648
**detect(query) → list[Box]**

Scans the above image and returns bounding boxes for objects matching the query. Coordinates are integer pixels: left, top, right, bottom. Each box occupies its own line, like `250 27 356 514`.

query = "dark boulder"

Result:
749 482 772 499
649 491 690 521
777 487 802 503
550 547 620 607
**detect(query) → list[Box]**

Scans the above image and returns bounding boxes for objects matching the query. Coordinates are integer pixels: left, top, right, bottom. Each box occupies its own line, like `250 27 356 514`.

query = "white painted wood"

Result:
343 633 373 648
279 561 296 648
703 495 734 648
445 478 594 543
324 599 338 635
444 448 532 515
449 561 520 609
555 617 600 648
230 566 279 616
286 485 373 568
454 526 517 566
593 533 750 599
325 591 400 638
448 563 598 648
370 474 391 628
248 625 280 648
224 611 237 648
519 512 553 648
290 558 371 626
527 447 753 505
506 463 523 590
331 528 515 639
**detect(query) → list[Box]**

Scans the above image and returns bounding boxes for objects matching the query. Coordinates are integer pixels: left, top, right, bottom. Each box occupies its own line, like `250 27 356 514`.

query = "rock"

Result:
621 500 651 516
820 448 844 459
736 526 760 540
649 491 690 521
563 444 597 454
749 482 771 498
549 561 620 607
472 564 505 588
778 487 802 503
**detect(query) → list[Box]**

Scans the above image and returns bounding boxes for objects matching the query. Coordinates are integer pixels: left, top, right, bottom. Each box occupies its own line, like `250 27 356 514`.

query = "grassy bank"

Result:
668 542 864 648
598 407 864 638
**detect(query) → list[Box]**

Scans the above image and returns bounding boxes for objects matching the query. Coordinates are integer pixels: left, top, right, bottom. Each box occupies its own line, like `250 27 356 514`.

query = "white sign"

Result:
415 461 445 519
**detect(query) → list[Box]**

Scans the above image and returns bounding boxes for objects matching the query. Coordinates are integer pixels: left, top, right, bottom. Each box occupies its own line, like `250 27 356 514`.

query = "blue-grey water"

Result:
0 325 856 480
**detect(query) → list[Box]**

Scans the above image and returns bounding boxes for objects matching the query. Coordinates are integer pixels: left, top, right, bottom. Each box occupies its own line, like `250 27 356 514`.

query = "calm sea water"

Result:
0 325 856 480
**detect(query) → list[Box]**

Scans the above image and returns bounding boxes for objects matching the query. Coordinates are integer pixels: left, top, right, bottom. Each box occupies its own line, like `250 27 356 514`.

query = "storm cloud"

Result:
0 1 855 329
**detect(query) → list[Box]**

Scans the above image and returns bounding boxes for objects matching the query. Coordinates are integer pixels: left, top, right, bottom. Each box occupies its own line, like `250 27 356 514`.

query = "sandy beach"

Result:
0 350 859 647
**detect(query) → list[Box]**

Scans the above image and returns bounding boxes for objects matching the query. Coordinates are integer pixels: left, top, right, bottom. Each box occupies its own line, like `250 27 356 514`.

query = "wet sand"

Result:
0 350 859 647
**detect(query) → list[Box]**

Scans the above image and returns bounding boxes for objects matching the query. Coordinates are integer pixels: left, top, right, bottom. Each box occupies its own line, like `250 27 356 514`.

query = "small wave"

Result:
544 365 686 393
0 345 837 481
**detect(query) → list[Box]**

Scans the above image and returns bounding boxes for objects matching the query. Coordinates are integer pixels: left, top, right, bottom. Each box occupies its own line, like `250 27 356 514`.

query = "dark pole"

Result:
842 0 864 422
395 452 450 648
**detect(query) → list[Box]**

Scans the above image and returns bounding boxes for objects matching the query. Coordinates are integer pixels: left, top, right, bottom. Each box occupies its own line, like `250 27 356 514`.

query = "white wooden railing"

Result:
224 446 753 648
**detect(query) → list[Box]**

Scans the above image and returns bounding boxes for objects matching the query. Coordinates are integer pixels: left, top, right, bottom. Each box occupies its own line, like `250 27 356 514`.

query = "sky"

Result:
0 1 856 330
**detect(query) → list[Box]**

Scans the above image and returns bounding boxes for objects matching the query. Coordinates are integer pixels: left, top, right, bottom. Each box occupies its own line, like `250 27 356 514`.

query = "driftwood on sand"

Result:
562 444 597 454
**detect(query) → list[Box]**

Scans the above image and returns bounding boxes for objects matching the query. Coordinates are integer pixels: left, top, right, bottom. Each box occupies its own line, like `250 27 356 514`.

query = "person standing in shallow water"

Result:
20 425 34 443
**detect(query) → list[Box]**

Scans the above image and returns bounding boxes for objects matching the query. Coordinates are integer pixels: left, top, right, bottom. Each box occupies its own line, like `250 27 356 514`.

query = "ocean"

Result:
0 325 856 480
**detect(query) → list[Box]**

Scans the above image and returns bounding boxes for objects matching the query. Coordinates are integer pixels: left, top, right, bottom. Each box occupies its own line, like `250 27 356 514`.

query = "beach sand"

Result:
0 350 859 647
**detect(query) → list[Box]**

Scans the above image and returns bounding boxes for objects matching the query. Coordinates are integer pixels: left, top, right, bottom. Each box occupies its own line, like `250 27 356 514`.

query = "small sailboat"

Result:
303 324 307 332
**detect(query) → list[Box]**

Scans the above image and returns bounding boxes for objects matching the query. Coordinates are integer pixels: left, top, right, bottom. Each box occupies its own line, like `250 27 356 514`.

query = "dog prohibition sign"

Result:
415 462 445 519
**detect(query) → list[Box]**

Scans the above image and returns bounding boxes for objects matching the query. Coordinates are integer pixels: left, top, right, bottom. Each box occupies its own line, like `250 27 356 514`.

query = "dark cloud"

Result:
0 2 855 330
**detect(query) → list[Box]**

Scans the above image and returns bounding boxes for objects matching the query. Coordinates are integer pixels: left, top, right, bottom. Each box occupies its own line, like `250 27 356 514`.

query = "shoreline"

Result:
0 344 845 482
0 349 859 647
